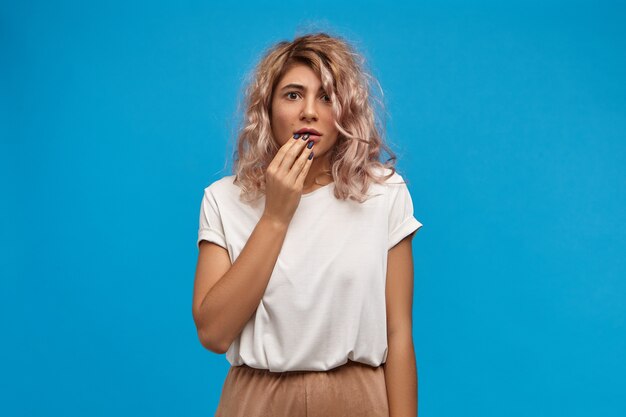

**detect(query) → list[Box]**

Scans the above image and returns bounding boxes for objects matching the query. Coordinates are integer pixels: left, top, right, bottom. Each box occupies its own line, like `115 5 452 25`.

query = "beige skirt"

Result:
214 359 389 417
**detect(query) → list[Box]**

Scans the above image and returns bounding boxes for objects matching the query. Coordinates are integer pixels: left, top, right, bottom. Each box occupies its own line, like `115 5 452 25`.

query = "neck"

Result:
304 155 333 188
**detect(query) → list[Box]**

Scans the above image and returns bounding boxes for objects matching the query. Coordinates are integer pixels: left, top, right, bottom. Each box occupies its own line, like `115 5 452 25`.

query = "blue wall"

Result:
2 1 625 416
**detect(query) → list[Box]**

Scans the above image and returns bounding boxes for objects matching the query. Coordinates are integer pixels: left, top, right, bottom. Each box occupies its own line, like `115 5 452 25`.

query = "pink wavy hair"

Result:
230 32 403 203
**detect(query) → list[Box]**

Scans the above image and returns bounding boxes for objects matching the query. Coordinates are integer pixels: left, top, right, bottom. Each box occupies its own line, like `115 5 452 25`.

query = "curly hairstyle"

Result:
231 32 402 203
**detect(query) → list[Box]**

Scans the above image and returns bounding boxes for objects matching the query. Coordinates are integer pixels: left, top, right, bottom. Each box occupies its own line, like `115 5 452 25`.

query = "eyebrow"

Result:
279 83 325 92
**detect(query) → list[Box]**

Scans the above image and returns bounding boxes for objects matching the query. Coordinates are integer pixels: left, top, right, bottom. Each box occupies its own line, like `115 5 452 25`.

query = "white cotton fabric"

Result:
197 167 422 372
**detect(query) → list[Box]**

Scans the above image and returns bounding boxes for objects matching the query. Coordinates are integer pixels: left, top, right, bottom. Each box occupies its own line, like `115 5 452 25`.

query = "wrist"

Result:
260 213 289 232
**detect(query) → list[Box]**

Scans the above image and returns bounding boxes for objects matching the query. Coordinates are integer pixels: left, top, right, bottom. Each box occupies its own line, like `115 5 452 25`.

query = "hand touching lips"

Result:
294 128 322 143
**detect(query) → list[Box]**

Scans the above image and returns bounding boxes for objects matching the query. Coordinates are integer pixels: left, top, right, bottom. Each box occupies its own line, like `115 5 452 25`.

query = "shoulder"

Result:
374 168 415 212
202 174 237 198
199 175 241 213
356 167 409 207
370 166 408 188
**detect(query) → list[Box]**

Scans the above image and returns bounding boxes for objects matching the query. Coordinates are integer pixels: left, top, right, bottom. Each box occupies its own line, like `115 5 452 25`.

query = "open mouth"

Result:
295 128 323 136
297 133 321 143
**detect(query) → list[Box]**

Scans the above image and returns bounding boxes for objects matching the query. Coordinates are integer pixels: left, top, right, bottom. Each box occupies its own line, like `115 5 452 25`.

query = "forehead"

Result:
277 64 322 87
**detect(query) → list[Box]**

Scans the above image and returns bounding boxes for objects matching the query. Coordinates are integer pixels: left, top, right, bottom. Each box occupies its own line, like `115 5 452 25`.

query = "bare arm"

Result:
193 216 288 353
192 133 316 353
384 232 419 417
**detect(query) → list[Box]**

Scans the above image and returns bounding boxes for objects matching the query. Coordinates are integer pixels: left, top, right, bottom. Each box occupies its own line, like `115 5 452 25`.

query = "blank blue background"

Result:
2 1 625 416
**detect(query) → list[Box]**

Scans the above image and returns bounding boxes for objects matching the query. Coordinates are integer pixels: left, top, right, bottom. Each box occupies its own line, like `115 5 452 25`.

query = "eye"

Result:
285 91 331 102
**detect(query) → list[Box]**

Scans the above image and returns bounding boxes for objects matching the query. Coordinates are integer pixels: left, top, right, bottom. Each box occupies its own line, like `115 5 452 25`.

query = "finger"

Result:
268 134 299 171
287 141 314 183
295 148 314 187
268 134 301 171
278 134 310 172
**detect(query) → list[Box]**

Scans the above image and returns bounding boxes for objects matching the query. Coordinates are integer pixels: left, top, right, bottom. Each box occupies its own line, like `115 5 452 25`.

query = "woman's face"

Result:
270 63 339 158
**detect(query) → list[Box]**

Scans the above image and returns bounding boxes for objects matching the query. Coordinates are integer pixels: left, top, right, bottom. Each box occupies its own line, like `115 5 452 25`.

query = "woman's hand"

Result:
263 134 315 226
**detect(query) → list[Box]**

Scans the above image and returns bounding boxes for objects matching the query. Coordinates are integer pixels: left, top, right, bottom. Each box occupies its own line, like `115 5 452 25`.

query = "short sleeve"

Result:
388 179 423 250
197 187 227 250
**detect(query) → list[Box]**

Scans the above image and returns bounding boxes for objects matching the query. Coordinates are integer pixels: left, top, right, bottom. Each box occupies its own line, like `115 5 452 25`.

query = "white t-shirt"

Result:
196 167 422 372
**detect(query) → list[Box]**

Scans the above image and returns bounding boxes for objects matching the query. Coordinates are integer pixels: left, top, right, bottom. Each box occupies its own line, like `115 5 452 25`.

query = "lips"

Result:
295 128 322 136
306 134 321 143
295 128 322 143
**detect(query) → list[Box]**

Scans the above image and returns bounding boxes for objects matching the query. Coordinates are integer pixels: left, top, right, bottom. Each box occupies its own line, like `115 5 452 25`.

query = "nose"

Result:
300 96 318 122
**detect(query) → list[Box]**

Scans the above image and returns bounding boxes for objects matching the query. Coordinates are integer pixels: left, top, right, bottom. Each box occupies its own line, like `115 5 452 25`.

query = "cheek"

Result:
321 108 337 126
270 104 296 144
271 101 296 123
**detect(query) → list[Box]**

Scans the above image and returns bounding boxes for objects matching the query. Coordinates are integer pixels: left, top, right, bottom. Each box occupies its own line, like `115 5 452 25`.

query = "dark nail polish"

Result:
302 133 310 140
308 151 314 160
307 140 314 149
293 133 301 139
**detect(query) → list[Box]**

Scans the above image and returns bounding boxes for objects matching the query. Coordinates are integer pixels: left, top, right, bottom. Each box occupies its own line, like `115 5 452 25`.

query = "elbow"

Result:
192 306 228 354
195 318 231 354
192 306 231 354
197 328 229 354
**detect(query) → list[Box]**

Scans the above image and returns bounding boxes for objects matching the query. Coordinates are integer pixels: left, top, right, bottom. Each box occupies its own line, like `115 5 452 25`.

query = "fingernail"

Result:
293 133 301 139
308 151 314 160
302 133 310 140
307 140 314 149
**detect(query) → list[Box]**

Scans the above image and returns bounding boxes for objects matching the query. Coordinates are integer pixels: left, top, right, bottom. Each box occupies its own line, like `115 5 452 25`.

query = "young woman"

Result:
192 32 422 417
